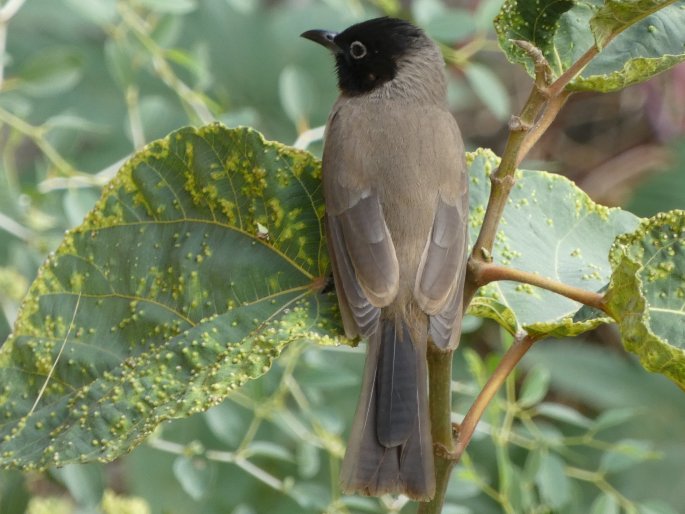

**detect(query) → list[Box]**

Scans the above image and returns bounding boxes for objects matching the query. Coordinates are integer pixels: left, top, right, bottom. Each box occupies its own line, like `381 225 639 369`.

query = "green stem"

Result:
118 4 216 124
0 106 79 177
468 85 548 261
419 344 457 514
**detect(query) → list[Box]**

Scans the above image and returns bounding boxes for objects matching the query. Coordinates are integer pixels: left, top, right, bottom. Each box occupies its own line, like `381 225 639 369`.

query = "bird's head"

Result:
301 17 439 97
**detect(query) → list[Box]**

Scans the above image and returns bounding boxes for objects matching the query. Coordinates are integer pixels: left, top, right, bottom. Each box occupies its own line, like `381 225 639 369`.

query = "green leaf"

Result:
494 0 575 77
63 188 101 228
63 0 117 25
289 482 330 510
591 407 639 432
339 496 381 513
522 449 541 483
494 0 685 93
134 0 198 14
535 402 593 428
52 463 104 508
442 505 473 514
0 471 29 514
245 441 294 462
172 455 214 500
203 401 251 448
518 366 550 408
423 8 475 43
278 66 315 128
445 467 481 501
0 125 339 470
18 47 84 97
413 0 475 42
467 149 640 337
463 63 511 121
412 0 447 25
296 440 320 478
475 0 505 30
600 439 656 473
535 452 571 509
590 493 619 514
589 0 679 50
104 39 137 89
606 210 685 389
638 500 680 514
569 1 685 92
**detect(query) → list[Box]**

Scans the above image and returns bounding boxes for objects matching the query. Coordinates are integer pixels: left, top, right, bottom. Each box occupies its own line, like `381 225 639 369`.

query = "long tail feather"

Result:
340 318 435 500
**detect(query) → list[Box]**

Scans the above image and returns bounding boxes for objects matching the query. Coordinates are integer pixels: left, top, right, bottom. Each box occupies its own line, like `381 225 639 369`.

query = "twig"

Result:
147 436 287 491
510 39 553 90
0 0 26 87
126 85 146 149
516 90 571 166
0 211 33 241
547 46 599 97
0 106 80 176
473 262 606 312
293 125 325 150
452 333 538 460
118 4 215 124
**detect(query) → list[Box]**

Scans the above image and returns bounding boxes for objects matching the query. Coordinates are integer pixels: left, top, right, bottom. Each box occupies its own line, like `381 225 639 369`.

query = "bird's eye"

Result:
349 41 367 60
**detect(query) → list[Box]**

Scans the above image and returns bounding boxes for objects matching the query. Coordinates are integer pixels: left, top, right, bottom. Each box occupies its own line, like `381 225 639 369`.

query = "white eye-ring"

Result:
349 41 367 59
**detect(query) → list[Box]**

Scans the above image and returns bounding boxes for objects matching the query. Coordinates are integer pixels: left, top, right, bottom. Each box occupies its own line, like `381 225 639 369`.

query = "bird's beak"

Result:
300 29 341 53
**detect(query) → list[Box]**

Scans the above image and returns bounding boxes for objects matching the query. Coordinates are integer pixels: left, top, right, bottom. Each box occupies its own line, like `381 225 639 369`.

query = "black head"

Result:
301 17 426 96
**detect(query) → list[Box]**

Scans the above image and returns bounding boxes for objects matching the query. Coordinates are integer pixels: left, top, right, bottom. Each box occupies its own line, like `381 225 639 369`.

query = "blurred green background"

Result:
1 0 684 513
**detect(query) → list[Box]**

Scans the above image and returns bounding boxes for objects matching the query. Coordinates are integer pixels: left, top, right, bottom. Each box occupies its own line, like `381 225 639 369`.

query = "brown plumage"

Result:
302 17 468 500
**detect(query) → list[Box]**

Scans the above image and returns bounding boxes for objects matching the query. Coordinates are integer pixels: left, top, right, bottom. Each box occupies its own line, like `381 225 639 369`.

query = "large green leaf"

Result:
589 0 678 50
606 210 685 389
466 149 640 337
566 0 685 92
494 0 685 92
494 0 575 78
0 125 340 470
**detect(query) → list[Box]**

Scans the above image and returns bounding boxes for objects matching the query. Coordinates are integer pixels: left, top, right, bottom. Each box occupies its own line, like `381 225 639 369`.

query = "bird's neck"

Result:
367 54 447 104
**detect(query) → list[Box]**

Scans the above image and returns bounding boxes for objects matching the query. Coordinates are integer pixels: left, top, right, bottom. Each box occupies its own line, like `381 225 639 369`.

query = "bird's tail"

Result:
340 318 435 500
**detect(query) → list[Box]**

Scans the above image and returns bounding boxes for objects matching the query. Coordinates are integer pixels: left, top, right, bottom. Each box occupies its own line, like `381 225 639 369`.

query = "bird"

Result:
301 17 468 500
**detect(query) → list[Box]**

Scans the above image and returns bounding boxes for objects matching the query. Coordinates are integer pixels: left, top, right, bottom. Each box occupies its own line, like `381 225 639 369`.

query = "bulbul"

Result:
301 17 468 500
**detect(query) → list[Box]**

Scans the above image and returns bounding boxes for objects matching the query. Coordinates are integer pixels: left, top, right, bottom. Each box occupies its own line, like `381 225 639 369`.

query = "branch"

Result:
0 0 26 85
426 37 605 514
466 41 554 277
418 344 457 514
452 333 538 460
463 41 586 309
510 39 553 91
473 262 607 312
547 46 599 97
0 106 80 177
516 90 571 166
118 4 216 125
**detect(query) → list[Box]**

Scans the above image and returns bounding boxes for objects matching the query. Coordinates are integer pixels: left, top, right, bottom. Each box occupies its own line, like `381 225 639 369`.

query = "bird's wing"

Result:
325 214 382 338
322 105 400 337
414 111 469 349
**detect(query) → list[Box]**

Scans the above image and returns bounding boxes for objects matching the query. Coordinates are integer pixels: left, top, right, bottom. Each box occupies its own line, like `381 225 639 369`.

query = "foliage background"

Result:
0 0 684 513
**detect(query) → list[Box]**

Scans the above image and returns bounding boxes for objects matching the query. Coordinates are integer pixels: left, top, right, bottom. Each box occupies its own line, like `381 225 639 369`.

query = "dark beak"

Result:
300 29 340 53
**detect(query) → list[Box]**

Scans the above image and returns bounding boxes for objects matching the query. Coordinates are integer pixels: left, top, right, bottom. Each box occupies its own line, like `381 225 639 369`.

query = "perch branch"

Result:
473 262 607 312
